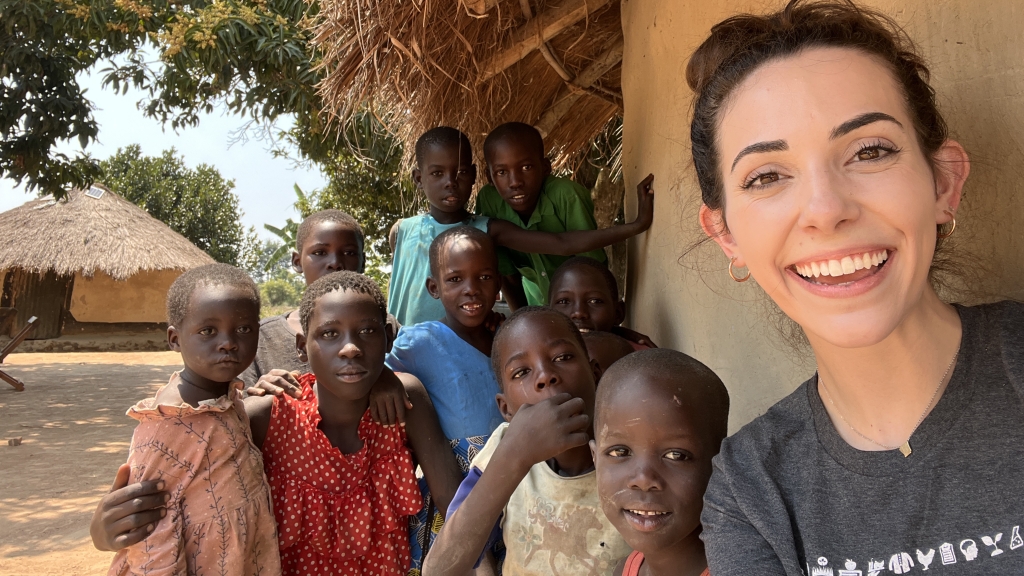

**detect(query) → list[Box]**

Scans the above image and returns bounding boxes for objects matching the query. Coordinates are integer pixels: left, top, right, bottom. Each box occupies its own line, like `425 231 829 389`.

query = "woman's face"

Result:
702 47 967 348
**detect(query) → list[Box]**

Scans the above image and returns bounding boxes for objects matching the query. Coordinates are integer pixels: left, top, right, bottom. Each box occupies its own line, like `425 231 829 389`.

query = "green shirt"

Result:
476 175 607 305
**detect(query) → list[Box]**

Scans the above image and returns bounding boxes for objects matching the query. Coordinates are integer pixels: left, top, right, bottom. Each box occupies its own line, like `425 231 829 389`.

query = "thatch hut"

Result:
314 0 623 170
0 185 213 341
316 0 1024 430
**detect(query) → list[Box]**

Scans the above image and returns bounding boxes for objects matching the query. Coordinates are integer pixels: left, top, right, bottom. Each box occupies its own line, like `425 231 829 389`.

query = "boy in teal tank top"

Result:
388 126 655 326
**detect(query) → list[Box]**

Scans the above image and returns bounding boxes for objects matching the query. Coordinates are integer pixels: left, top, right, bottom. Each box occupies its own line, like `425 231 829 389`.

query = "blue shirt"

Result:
385 321 504 440
387 213 490 326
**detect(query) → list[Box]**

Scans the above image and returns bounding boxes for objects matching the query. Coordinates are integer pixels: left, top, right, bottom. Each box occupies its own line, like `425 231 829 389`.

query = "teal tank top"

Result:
387 213 490 326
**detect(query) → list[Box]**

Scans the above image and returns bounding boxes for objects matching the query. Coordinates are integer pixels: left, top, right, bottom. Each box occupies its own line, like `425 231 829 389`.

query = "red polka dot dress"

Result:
262 373 422 576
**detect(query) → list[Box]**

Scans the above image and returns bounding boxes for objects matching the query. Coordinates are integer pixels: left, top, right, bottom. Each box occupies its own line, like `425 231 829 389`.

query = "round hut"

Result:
0 185 214 344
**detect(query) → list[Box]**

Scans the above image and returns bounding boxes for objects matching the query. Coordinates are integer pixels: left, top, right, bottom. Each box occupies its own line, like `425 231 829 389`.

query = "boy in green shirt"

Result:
476 122 607 308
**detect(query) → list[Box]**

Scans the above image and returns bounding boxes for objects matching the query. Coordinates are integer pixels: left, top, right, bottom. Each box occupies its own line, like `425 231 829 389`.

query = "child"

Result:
582 330 636 378
242 209 408 426
385 226 506 569
549 256 657 349
424 306 632 575
477 122 626 309
241 209 364 386
107 263 281 576
389 126 654 326
591 349 729 576
95 271 464 576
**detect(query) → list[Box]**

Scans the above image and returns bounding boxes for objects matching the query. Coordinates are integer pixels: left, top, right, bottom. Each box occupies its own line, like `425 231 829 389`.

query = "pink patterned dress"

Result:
262 373 422 576
109 373 281 576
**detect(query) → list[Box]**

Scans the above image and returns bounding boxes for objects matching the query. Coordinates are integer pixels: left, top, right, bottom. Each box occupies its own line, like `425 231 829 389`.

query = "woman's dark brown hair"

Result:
686 0 948 212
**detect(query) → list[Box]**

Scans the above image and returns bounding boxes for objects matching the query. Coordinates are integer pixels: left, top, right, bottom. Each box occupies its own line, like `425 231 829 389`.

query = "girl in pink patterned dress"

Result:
108 264 281 576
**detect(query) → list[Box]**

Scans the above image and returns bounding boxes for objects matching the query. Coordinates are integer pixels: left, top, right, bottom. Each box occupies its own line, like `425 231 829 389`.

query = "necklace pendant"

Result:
899 441 912 457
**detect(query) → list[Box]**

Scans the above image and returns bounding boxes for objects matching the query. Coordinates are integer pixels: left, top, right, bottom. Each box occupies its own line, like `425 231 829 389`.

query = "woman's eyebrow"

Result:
830 112 903 140
731 140 788 172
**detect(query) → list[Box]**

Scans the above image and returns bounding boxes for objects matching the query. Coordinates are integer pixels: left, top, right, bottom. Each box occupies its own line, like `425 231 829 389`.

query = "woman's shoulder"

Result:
716 381 817 472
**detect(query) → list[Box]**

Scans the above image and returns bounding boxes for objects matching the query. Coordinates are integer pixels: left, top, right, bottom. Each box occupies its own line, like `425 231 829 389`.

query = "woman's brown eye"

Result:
857 148 881 161
754 173 779 187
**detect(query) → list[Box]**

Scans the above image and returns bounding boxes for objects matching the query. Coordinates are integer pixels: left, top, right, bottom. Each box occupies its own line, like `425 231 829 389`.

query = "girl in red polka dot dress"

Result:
244 271 464 576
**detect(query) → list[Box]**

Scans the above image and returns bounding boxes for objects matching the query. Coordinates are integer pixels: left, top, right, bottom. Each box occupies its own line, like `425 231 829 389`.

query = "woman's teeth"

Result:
795 249 888 279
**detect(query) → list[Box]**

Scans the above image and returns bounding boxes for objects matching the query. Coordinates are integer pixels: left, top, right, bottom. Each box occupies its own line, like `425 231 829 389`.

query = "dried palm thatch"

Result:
0 185 214 281
314 0 623 170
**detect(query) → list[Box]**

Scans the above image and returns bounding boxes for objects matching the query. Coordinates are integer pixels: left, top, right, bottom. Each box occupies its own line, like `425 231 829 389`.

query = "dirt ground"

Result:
0 351 183 576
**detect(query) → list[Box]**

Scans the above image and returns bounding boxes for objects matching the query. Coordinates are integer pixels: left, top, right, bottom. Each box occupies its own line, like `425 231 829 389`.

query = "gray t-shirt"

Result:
702 302 1024 576
240 313 306 388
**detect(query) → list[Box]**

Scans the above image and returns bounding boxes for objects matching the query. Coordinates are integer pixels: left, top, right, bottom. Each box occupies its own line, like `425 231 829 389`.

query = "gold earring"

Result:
938 211 957 239
729 259 751 283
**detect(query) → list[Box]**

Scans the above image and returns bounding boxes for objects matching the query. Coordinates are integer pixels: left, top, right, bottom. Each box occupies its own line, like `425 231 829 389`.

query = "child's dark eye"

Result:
312 250 327 256
553 353 573 363
554 298 570 306
359 327 375 335
198 327 215 336
320 329 338 339
606 446 630 458
496 169 507 176
345 251 358 257
522 164 532 171
431 170 443 177
664 450 691 462
237 326 252 334
510 367 529 380
587 298 604 305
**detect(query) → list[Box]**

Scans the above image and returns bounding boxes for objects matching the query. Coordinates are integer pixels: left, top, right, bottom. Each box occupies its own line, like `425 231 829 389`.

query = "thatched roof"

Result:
0 185 214 281
315 0 623 169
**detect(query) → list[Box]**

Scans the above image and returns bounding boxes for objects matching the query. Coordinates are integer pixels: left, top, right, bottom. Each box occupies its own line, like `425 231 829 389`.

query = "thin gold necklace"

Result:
818 349 958 457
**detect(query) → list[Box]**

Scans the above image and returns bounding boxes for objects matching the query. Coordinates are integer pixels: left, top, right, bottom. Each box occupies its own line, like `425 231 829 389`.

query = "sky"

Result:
0 64 328 240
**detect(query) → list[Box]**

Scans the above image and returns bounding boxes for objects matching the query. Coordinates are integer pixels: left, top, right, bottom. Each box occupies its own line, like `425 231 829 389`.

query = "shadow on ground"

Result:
0 353 181 575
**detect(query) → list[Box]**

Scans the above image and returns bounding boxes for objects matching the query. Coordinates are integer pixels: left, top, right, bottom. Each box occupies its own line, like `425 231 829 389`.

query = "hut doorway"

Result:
1 270 74 339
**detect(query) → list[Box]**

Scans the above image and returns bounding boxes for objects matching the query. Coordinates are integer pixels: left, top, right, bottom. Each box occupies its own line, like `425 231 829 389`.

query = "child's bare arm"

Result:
423 394 590 575
487 174 654 256
243 395 275 450
400 374 462 514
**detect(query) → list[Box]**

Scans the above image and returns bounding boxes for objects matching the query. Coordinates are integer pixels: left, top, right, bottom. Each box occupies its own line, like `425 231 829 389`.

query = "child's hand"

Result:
613 325 658 349
502 393 590 472
369 368 413 426
633 173 655 231
90 464 169 552
484 310 506 333
246 370 302 398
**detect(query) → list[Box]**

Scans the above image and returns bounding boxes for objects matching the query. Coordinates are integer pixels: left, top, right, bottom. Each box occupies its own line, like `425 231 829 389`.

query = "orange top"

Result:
622 551 710 576
109 374 281 576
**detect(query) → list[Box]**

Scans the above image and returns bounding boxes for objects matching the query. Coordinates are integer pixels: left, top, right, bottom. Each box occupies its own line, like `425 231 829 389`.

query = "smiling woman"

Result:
687 1 1024 575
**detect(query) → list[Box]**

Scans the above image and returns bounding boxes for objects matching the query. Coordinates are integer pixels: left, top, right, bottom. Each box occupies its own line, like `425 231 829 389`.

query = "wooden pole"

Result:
477 0 614 83
536 38 623 134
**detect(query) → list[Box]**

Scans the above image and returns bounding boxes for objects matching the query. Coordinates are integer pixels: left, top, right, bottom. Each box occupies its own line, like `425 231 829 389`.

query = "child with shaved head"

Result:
592 349 729 576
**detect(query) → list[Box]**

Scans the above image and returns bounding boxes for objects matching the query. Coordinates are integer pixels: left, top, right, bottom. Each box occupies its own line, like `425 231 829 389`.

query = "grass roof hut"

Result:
314 0 624 171
0 185 213 341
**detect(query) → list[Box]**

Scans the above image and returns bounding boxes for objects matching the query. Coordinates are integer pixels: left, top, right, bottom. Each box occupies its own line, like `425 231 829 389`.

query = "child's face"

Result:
583 335 633 377
168 285 260 383
414 142 476 215
298 290 392 401
426 237 500 329
485 138 551 219
549 267 624 333
293 221 365 284
495 314 597 425
591 375 713 556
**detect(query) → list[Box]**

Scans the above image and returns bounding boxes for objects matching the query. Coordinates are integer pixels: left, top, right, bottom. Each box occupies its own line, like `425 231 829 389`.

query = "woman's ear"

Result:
699 204 745 267
933 139 970 223
296 333 308 363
